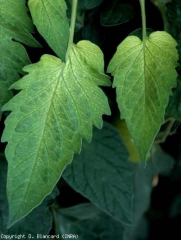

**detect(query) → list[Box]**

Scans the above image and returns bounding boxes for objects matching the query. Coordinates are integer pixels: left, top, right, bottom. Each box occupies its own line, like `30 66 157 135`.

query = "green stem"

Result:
150 0 170 32
139 0 147 42
65 0 78 62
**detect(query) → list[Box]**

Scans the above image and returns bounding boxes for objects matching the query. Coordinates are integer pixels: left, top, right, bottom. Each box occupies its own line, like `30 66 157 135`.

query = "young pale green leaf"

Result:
1 40 111 227
63 122 133 226
108 31 178 161
28 0 69 60
0 0 40 116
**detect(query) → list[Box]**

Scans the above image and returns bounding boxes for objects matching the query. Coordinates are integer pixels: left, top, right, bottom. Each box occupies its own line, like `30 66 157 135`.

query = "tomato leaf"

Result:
0 0 40 117
28 0 69 60
1 40 110 227
166 78 181 121
167 0 181 71
0 157 59 235
108 31 178 161
63 122 133 226
57 203 124 239
100 0 135 27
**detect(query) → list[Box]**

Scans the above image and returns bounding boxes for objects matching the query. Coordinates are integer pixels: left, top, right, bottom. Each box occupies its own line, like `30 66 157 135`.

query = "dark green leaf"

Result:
0 79 13 119
59 203 101 221
123 160 155 240
82 9 104 45
65 0 104 33
100 0 135 27
66 0 103 13
166 79 181 121
167 0 181 37
124 148 174 239
78 0 103 10
166 0 181 71
74 12 85 32
56 203 124 240
150 144 175 176
63 122 133 226
0 0 40 116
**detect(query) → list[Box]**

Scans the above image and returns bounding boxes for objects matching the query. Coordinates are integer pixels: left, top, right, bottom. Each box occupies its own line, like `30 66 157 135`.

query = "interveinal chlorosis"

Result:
1 40 111 227
108 31 178 161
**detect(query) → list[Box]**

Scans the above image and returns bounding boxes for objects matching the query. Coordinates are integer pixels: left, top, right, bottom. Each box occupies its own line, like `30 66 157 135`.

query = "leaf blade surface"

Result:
100 0 135 27
0 0 39 116
28 0 69 60
57 203 124 240
108 31 178 161
2 40 110 227
63 122 133 225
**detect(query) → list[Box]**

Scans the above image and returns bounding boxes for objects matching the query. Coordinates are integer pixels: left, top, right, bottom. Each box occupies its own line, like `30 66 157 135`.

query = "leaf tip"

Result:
7 215 20 229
